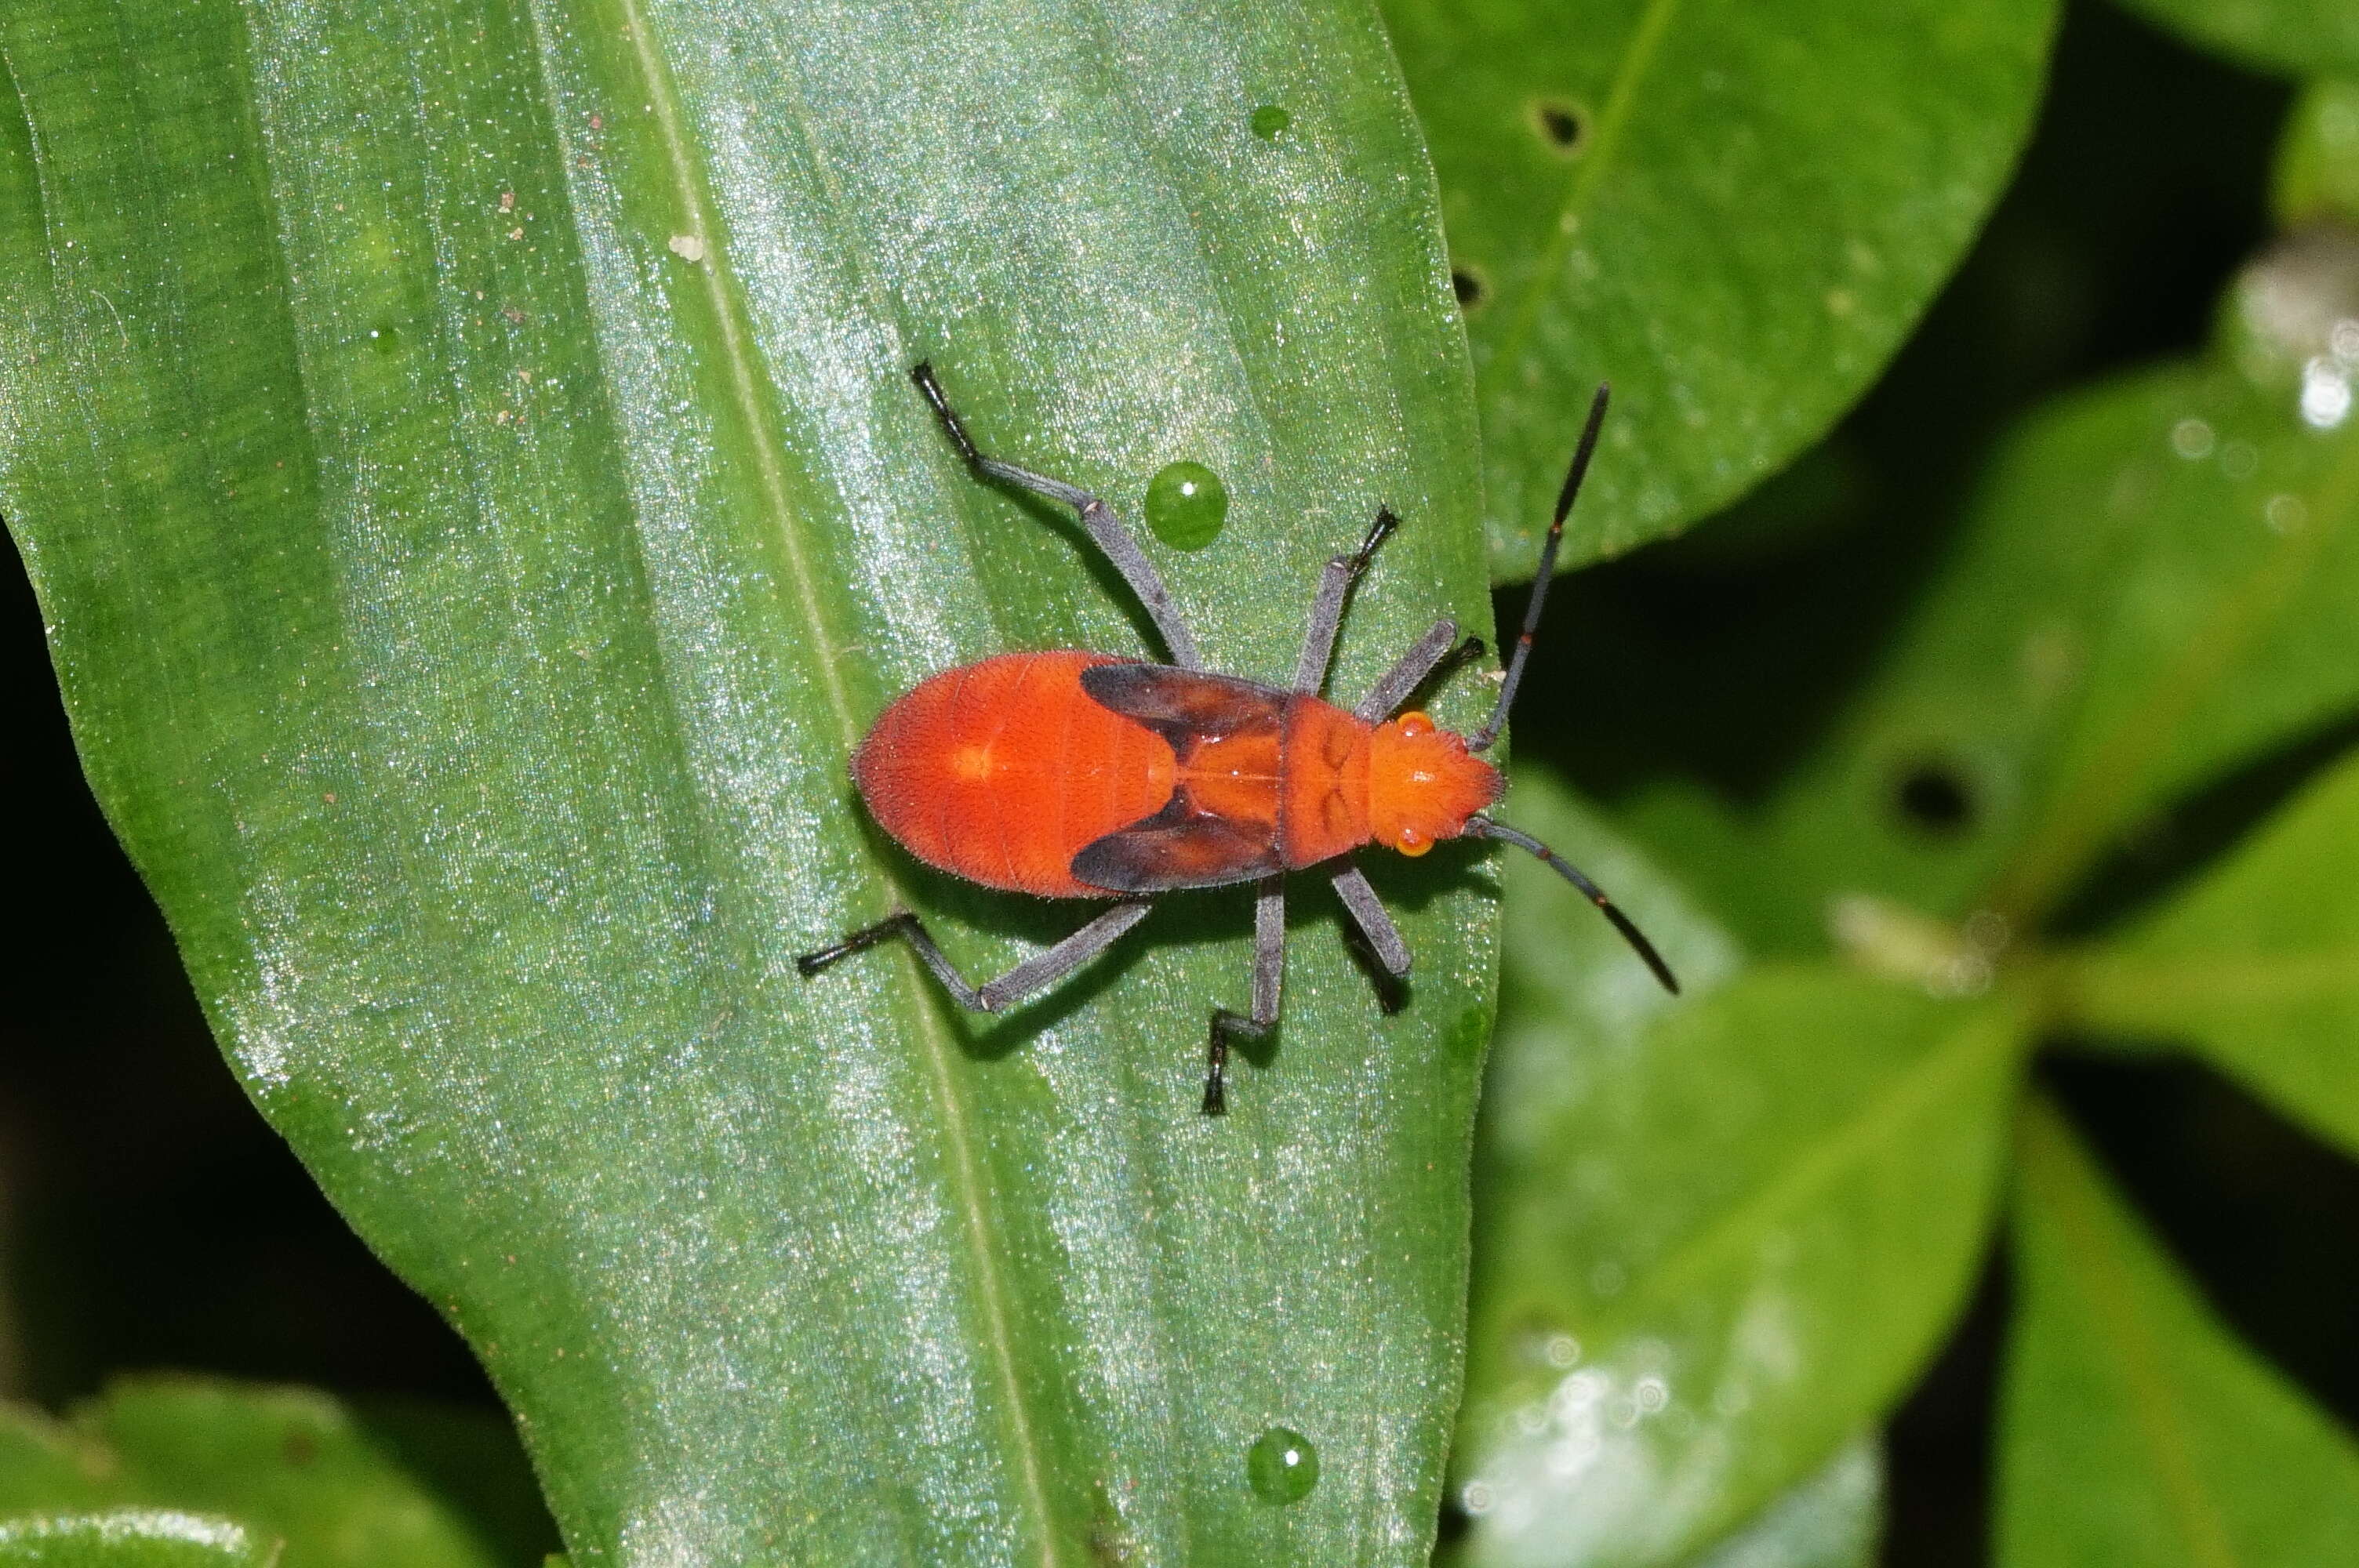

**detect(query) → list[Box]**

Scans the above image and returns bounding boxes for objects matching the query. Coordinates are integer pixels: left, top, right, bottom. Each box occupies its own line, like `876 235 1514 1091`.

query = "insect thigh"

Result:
795 903 1154 1013
914 362 1205 670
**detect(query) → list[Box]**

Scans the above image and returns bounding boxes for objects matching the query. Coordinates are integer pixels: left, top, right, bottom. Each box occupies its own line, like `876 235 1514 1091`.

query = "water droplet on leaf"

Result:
1145 461 1227 550
1246 1425 1318 1504
1251 105 1292 140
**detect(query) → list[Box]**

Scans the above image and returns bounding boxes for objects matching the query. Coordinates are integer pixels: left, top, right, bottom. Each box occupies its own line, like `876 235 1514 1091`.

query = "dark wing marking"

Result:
1070 794 1283 893
1080 662 1287 746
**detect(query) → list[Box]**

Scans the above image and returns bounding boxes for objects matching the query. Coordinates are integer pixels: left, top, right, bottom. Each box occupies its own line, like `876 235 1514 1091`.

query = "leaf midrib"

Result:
2059 946 2359 1014
2022 1098 2244 1568
601 4 1062 1558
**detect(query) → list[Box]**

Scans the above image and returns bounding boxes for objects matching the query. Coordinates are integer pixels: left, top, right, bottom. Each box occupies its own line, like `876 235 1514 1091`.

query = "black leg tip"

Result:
794 952 828 978
1201 1080 1227 1116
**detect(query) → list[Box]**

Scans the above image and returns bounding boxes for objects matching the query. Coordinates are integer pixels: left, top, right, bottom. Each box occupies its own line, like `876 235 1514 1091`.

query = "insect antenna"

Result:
1467 383 1609 753
1463 815 1679 995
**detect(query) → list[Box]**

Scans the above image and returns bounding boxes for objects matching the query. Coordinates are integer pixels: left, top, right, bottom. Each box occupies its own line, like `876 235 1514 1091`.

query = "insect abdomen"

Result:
852 651 1178 898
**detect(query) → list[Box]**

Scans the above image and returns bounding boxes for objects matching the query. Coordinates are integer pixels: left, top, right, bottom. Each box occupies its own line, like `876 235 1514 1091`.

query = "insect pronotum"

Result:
798 364 1677 1113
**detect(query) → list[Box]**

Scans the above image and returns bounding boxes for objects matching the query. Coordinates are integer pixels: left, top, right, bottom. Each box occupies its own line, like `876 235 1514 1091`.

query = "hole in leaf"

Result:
1531 99 1585 154
1893 760 1974 836
1451 267 1488 310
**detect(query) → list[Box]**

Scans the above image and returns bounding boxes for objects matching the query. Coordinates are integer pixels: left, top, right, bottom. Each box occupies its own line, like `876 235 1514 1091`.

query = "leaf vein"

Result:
600 4 1063 1558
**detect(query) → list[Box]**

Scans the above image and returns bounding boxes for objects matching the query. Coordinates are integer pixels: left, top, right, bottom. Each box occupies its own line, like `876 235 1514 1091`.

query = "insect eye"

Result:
1398 710 1434 739
1396 826 1431 857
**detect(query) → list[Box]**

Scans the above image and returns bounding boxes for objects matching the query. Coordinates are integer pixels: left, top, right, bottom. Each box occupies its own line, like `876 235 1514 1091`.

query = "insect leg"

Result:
1330 862 1411 978
1204 875 1285 1116
796 901 1154 1011
1354 618 1488 722
1292 508 1399 692
912 362 1205 670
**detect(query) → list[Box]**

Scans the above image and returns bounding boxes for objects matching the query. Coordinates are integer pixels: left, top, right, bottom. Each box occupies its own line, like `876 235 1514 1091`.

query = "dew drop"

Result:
1246 1425 1319 1504
1251 104 1292 140
1144 460 1228 550
368 325 400 355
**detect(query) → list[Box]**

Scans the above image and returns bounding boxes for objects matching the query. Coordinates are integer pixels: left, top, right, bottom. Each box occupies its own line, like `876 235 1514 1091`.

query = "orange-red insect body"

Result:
853 651 1503 899
798 363 1675 1116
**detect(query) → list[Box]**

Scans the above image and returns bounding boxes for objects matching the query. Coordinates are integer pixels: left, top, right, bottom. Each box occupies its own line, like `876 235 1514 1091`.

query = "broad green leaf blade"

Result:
2272 80 2359 228
80 1382 512 1568
1378 0 2056 570
1999 1096 2359 1568
0 2 1490 1562
2114 0 2359 78
1683 1439 1882 1568
345 1399 562 1568
1627 349 2359 953
0 1408 101 1515
1449 771 2017 1566
0 1379 518 1568
0 1515 268 1568
2055 746 2359 1160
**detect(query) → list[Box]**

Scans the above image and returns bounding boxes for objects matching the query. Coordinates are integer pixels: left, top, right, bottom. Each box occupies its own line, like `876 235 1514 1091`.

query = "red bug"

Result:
798 364 1677 1113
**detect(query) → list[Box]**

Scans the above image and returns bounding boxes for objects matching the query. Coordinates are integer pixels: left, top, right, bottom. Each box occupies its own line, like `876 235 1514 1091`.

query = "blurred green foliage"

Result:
1998 1098 2359 1567
3 2 2358 1566
0 1380 533 1568
1439 3 2359 1566
1383 0 2056 569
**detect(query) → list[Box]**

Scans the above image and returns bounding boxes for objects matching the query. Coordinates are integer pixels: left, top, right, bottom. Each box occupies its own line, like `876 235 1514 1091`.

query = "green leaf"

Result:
0 2 1489 1562
81 1381 513 1568
0 1409 107 1517
346 1399 563 1568
0 1378 522 1568
0 1514 270 1568
2113 0 2359 78
2054 746 2359 1160
1378 0 2057 570
1682 1439 1882 1568
2271 80 2359 229
1627 351 2359 952
1450 771 2018 1566
1999 1096 2359 1567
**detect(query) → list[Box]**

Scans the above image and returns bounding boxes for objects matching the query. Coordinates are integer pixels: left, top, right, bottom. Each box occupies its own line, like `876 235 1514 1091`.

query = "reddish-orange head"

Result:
1365 711 1502 857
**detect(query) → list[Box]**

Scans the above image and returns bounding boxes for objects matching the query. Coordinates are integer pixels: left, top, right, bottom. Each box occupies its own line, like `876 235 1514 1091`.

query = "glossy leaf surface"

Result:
2059 746 2359 1159
0 1 1491 1561
2114 0 2359 78
1379 0 2056 570
1999 1098 2359 1567
1625 345 2359 953
1447 772 2016 1566
0 1379 515 1568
